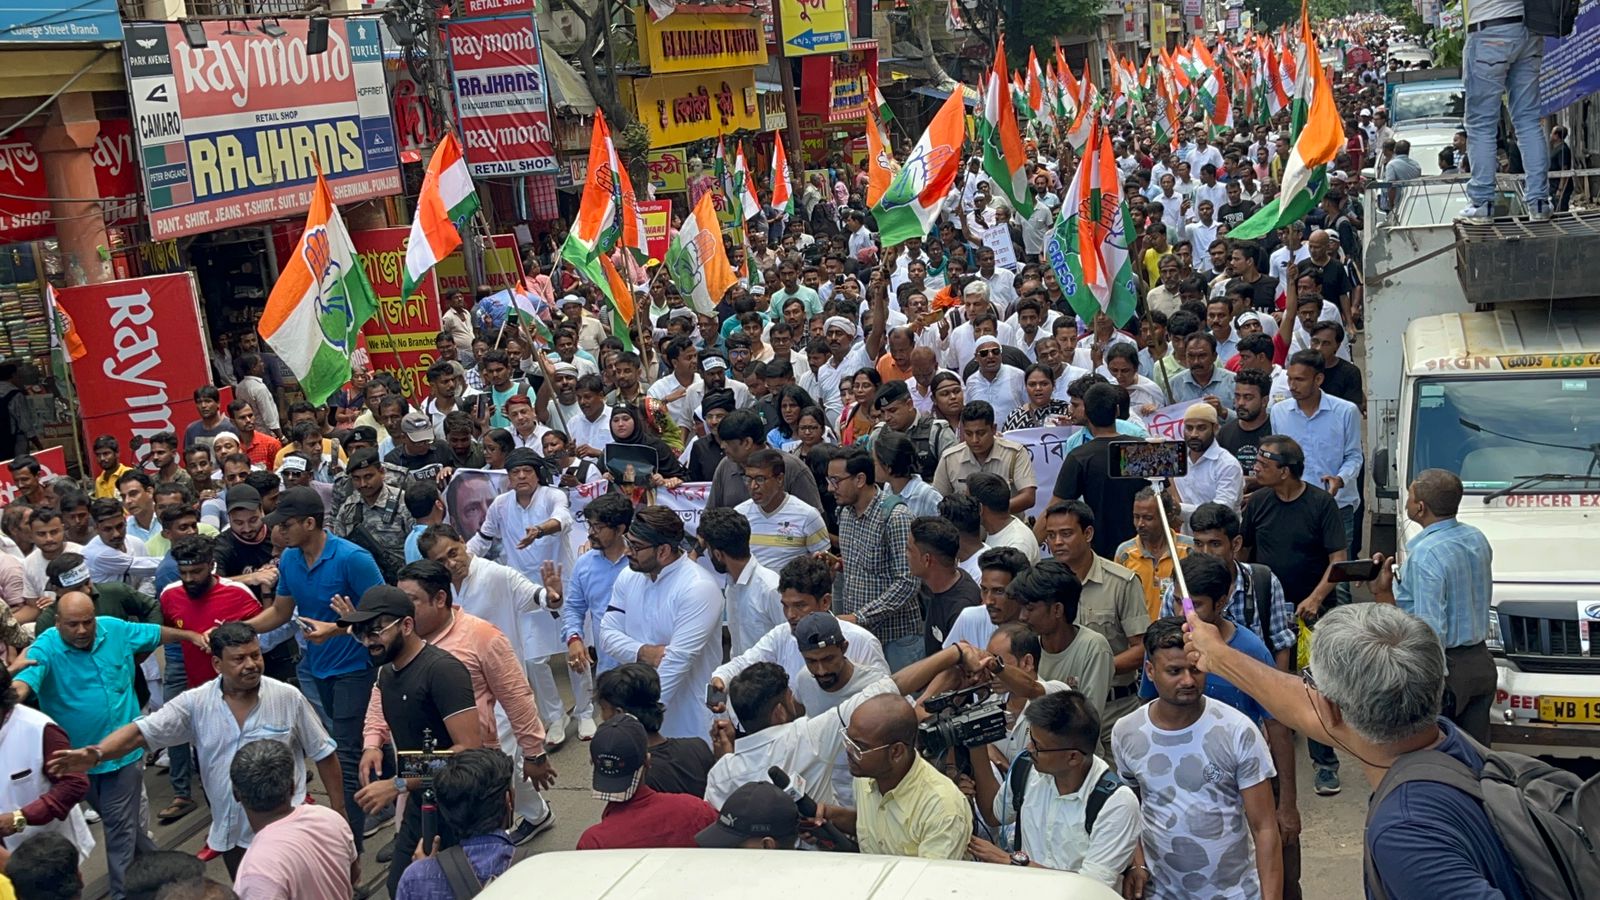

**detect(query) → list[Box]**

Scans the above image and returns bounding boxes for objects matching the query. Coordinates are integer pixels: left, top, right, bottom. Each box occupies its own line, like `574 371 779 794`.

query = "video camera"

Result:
916 684 1009 772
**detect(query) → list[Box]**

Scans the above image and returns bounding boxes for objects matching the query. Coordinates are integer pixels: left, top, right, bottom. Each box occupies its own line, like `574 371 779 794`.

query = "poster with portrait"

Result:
604 444 658 488
443 469 509 539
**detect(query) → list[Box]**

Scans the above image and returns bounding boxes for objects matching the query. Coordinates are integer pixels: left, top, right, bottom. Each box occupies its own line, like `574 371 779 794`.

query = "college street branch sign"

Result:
446 14 558 176
122 18 401 240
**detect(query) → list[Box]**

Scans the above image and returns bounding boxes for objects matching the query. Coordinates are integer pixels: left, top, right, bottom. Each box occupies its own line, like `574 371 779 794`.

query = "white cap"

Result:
1360 107 1372 116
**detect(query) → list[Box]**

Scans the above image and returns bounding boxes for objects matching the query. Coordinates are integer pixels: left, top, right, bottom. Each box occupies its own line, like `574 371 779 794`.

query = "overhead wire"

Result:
0 49 115 143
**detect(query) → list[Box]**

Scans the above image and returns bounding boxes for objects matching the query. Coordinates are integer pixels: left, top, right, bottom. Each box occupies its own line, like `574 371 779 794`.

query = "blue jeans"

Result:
1336 504 1359 608
1464 22 1549 205
161 646 193 800
312 666 378 851
882 633 925 674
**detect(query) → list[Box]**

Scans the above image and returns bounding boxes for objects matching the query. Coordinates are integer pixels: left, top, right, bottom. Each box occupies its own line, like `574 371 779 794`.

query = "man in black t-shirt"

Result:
216 485 277 598
1227 242 1280 313
1052 385 1149 559
1216 180 1258 231
593 663 715 798
1309 322 1365 412
339 585 482 896
905 517 982 656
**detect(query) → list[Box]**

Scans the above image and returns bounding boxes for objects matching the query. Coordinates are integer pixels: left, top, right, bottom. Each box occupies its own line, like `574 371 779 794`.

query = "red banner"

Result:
446 15 558 177
57 274 212 468
462 0 536 13
638 199 673 264
0 120 142 244
351 228 443 400
0 447 67 506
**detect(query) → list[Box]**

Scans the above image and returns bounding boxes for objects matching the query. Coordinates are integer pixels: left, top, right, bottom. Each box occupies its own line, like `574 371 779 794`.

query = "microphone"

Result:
769 766 857 852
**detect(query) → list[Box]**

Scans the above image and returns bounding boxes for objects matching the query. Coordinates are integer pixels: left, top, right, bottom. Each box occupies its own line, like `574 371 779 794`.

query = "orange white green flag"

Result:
258 171 379 405
1044 121 1138 328
771 138 793 215
401 132 479 299
872 88 966 247
665 192 737 315
865 104 894 207
981 38 1033 217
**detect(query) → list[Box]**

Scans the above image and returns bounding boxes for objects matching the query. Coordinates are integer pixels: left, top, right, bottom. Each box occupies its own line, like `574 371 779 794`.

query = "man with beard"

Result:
161 535 277 688
698 509 784 657
14 591 206 896
1173 404 1244 521
1219 369 1275 493
699 354 750 410
939 546 1028 651
51 623 341 877
338 585 482 895
23 507 83 609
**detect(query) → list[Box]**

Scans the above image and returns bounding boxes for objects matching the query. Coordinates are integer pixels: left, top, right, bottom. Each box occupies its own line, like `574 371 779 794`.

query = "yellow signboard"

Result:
632 70 760 148
646 148 689 193
1150 3 1166 49
435 235 524 295
778 0 849 57
638 11 768 74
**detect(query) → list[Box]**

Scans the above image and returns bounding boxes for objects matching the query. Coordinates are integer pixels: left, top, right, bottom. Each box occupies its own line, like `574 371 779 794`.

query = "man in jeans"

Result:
1460 0 1551 222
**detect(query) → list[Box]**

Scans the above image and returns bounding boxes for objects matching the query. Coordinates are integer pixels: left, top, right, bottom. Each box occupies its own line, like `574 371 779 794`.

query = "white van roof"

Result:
480 849 1125 899
1404 307 1600 376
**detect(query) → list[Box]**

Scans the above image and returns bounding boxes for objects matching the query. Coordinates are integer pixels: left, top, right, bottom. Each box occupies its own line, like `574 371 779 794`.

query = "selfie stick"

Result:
1151 476 1195 616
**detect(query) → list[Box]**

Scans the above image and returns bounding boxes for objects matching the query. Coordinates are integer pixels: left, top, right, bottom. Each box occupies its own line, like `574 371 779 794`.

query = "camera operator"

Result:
338 586 482 898
394 749 523 899
694 782 804 850
967 691 1141 886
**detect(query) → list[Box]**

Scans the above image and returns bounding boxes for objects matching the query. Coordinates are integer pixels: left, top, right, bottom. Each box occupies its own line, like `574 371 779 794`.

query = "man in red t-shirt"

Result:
576 716 717 850
159 533 265 689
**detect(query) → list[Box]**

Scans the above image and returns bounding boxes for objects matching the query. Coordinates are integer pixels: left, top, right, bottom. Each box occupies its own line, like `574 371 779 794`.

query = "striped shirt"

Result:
135 676 336 851
1161 561 1297 658
734 494 830 574
1396 519 1494 648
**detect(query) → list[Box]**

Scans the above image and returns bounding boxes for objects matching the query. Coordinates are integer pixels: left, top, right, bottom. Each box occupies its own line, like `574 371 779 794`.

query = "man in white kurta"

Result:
598 508 725 746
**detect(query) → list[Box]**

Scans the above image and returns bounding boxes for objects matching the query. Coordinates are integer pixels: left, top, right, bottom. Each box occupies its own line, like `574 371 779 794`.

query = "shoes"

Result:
1314 767 1342 796
577 716 598 741
545 713 572 751
363 802 395 838
1457 201 1495 225
1527 199 1553 222
376 841 395 864
196 845 220 862
158 797 197 823
508 808 556 846
82 805 100 825
153 750 170 770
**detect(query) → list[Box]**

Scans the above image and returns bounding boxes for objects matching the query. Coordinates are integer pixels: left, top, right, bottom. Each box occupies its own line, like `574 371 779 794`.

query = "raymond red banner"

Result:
0 120 142 244
445 15 558 177
57 274 212 468
0 447 67 506
351 228 444 399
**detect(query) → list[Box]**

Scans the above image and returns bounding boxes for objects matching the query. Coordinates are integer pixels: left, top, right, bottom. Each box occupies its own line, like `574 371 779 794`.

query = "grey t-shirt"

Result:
1468 0 1521 25
1038 626 1115 721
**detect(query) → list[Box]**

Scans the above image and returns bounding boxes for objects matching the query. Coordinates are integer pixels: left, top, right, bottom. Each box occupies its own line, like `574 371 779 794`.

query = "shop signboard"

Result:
0 119 142 244
638 11 768 74
435 233 526 295
122 18 400 241
58 274 212 469
390 63 445 163
350 227 443 400
778 0 850 56
632 70 760 148
446 14 558 176
0 0 121 43
637 199 673 262
799 44 875 121
646 148 689 193
464 0 537 13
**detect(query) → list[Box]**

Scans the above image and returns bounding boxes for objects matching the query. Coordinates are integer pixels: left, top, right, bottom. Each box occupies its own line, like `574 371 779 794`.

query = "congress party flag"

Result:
665 192 737 316
1044 121 1139 328
981 38 1033 218
872 88 966 248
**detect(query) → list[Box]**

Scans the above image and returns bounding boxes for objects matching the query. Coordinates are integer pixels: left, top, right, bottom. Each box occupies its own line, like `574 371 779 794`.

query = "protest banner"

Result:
1142 402 1192 441
1002 424 1083 519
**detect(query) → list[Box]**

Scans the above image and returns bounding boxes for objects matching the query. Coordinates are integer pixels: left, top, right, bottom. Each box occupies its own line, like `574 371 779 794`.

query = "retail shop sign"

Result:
638 11 768 74
799 45 875 121
0 0 121 43
463 0 537 13
447 14 559 176
350 227 443 400
778 0 849 56
57 274 212 469
0 119 141 244
646 148 689 193
632 70 760 148
122 18 400 241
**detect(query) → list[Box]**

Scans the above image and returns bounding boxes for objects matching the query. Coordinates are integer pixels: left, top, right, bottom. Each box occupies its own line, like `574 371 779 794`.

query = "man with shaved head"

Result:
811 693 972 859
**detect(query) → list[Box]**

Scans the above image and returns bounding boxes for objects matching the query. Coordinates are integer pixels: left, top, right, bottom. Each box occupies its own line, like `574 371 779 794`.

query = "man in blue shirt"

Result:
554 493 633 741
1269 349 1363 561
1372 469 1497 745
16 590 206 898
246 486 385 848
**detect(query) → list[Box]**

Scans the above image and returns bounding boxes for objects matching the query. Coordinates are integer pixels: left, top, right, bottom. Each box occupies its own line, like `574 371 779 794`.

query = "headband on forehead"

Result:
55 563 91 588
1257 448 1288 465
626 517 680 550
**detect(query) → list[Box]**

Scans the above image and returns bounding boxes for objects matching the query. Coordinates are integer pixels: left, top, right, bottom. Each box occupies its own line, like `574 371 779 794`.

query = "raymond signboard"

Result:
0 119 141 244
446 15 558 176
57 274 213 468
122 18 401 240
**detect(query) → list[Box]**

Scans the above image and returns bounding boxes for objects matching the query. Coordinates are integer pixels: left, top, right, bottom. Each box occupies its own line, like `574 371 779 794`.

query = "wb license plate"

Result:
1538 696 1600 724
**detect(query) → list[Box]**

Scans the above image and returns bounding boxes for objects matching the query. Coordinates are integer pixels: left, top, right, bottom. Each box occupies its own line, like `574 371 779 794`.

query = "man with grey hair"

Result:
1370 469 1496 744
231 739 359 899
1183 603 1526 899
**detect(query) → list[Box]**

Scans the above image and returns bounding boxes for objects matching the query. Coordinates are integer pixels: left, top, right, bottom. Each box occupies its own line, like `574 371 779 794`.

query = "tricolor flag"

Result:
872 76 894 123
982 39 1033 217
771 138 794 215
1228 0 1344 240
258 172 379 406
560 112 646 325
1044 121 1138 328
401 133 480 299
44 284 85 361
665 192 737 315
734 141 762 221
872 88 966 248
866 104 894 207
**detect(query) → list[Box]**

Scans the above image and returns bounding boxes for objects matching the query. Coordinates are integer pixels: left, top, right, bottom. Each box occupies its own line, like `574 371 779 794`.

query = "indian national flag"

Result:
44 284 85 361
866 104 894 207
258 172 379 405
560 111 646 327
981 39 1032 217
665 192 737 315
1044 121 1138 328
771 138 793 215
1228 0 1344 240
873 88 965 248
735 141 762 221
402 132 479 299
872 76 894 123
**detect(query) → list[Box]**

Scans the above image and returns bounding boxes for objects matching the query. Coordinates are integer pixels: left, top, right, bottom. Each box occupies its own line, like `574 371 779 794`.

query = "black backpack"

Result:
1526 0 1579 36
906 418 942 480
1009 750 1125 850
1238 563 1278 644
1363 733 1600 900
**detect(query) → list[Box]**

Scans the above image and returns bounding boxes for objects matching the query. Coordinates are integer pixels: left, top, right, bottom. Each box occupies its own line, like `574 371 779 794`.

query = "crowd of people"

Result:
0 15 1541 900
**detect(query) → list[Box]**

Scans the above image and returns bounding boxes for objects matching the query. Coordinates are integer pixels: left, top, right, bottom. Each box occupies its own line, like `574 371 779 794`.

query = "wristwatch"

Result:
528 753 549 766
393 776 409 795
9 811 25 834
1009 851 1030 867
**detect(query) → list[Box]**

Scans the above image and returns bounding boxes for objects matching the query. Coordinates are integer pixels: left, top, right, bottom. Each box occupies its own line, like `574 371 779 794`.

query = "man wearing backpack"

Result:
1184 603 1571 900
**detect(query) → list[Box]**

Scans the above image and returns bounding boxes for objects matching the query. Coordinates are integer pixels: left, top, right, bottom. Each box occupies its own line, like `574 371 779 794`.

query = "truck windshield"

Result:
1391 87 1465 125
1411 375 1600 490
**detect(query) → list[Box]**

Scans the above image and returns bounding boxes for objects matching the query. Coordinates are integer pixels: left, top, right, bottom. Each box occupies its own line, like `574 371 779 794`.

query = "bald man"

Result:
813 693 972 859
906 347 943 414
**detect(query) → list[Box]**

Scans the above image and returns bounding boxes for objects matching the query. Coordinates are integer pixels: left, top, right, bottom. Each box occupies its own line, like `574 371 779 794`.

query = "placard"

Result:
981 224 1018 270
637 199 673 263
1001 425 1081 519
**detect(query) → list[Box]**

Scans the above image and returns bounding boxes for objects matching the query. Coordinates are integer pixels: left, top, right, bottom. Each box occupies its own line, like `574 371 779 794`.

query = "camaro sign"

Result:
122 17 401 239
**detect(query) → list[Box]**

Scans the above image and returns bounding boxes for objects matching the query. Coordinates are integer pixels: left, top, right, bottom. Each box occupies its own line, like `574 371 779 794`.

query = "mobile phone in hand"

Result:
1328 559 1381 583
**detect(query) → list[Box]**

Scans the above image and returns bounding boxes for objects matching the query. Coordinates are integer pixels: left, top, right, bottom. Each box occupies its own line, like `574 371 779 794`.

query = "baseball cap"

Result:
590 715 649 801
401 411 435 443
335 584 416 629
793 612 846 651
551 361 580 378
1360 107 1372 116
264 485 325 527
701 355 728 373
277 455 308 475
695 782 802 848
226 484 263 512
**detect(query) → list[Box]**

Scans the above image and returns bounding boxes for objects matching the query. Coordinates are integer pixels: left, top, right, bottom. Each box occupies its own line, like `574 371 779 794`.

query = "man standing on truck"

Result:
1370 470 1497 745
1459 0 1551 223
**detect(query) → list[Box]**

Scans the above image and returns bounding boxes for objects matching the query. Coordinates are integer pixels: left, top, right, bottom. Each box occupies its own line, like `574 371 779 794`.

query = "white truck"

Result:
1365 179 1600 757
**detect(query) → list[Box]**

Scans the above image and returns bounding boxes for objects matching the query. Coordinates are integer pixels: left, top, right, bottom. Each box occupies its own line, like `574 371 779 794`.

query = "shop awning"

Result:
755 80 783 93
545 51 597 115
911 85 979 107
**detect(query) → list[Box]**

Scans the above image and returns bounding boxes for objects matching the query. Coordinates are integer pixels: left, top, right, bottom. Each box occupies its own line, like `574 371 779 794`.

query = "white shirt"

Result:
964 366 1027 427
467 486 575 659
943 319 1022 373
985 517 1041 564
726 559 785 657
1101 373 1168 413
1174 440 1245 522
1187 144 1226 173
983 269 1019 314
601 555 726 743
1051 362 1094 403
1268 244 1312 288
704 674 897 809
648 373 705 431
451 555 555 663
734 494 831 575
1006 752 1141 887
565 407 613 453
1185 221 1221 267
82 535 158 594
847 227 876 260
235 375 280 431
714 617 886 693
1072 331 1137 372
941 605 998 650
23 542 85 600
1290 303 1353 362
1189 183 1228 220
